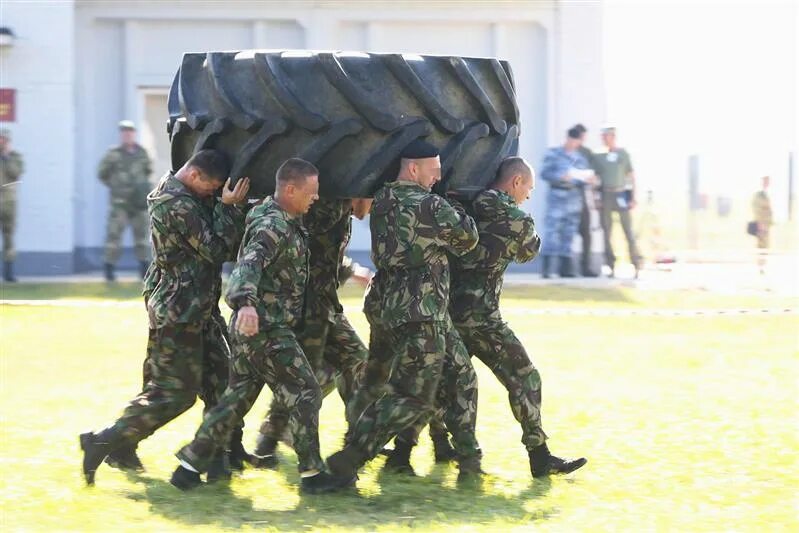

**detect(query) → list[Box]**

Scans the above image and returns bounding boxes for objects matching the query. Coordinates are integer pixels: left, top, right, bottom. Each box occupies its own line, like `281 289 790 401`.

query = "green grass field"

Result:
1 283 797 531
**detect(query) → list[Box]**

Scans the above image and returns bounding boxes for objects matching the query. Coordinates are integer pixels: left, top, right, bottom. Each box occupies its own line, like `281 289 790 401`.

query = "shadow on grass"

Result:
133 469 555 530
0 282 143 300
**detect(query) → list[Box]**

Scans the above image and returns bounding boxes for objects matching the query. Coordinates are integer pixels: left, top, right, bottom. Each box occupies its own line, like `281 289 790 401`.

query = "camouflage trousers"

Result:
0 197 16 262
177 324 325 474
345 320 480 461
139 310 231 414
98 323 207 448
345 319 393 429
601 191 641 268
393 321 480 458
258 313 367 443
111 311 238 454
457 313 547 450
104 202 149 264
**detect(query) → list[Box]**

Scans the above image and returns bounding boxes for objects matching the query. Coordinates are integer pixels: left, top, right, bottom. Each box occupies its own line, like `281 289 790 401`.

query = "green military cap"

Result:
600 123 616 133
118 120 136 131
0 128 11 139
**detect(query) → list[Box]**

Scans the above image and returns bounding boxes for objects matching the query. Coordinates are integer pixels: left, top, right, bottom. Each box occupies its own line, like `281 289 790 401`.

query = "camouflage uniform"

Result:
342 180 481 463
98 144 152 263
392 315 479 454
92 173 244 449
177 197 327 474
449 188 548 451
258 198 367 443
143 258 232 415
752 190 773 249
0 150 23 262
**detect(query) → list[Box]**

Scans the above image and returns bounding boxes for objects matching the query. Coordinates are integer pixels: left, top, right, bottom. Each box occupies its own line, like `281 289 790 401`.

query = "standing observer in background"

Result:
752 175 773 274
0 128 23 283
539 126 593 278
98 120 153 282
592 125 642 278
575 124 602 277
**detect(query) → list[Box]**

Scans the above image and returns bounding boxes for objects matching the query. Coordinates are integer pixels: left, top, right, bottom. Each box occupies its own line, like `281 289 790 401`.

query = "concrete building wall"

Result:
3 0 605 273
1 0 76 274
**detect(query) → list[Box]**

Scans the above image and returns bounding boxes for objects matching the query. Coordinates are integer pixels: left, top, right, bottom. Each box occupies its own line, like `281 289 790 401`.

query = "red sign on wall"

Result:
0 89 16 122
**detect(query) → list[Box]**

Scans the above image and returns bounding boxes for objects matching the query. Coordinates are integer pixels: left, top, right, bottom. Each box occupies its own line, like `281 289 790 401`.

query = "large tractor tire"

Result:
168 50 520 199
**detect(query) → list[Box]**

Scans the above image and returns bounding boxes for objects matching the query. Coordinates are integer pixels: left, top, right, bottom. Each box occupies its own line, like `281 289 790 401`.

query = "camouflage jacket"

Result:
225 197 309 329
370 180 478 327
303 198 353 322
450 189 540 324
0 151 24 204
146 173 244 328
98 144 152 209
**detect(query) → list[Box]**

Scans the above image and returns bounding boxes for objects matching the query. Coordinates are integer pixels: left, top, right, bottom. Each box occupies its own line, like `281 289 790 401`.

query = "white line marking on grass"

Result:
341 306 797 317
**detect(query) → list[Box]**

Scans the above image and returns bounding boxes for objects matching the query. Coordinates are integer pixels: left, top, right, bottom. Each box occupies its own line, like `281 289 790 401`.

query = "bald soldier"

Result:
328 140 483 484
450 157 586 477
98 120 153 281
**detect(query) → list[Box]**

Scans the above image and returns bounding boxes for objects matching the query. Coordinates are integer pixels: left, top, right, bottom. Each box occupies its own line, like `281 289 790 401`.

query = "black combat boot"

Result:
382 439 416 476
456 454 485 485
558 256 575 278
432 434 457 463
104 444 144 472
139 261 149 280
327 445 366 481
529 443 587 478
206 451 232 483
104 263 116 282
541 256 551 279
3 261 16 282
79 432 113 485
170 465 202 491
228 426 250 471
300 470 356 495
249 435 278 469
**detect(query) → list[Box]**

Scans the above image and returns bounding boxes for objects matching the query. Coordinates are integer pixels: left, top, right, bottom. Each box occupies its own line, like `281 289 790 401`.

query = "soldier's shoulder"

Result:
419 190 447 211
250 202 293 233
476 189 528 221
150 179 198 210
157 192 200 216
304 197 348 226
134 144 151 158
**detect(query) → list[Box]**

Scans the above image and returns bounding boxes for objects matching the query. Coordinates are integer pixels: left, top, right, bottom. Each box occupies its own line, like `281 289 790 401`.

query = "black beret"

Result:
400 139 440 159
